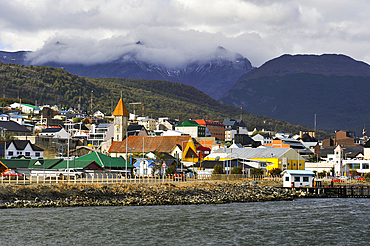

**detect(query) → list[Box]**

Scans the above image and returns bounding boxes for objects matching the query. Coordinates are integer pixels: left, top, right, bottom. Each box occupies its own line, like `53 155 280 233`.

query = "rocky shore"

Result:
0 181 326 209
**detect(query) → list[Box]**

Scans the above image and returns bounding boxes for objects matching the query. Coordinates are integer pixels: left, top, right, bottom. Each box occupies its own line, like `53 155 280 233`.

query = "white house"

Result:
134 159 156 177
87 123 114 147
9 113 26 125
252 133 273 146
38 127 69 138
282 170 315 188
0 114 10 121
9 103 40 114
6 139 44 159
93 110 105 118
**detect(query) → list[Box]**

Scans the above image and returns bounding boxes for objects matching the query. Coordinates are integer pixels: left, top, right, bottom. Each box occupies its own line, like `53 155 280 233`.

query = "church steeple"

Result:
112 98 129 117
113 98 129 141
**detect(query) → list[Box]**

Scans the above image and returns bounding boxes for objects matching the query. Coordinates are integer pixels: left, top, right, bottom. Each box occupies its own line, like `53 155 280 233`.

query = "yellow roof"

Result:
112 98 129 116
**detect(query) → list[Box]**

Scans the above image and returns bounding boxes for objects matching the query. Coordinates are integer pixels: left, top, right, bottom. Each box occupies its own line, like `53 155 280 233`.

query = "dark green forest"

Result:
0 62 332 138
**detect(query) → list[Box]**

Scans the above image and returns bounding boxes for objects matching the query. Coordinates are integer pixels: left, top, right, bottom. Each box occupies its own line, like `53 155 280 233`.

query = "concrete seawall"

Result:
0 180 326 209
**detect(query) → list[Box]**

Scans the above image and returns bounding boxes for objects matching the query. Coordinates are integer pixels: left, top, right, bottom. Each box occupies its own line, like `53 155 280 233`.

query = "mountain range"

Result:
0 46 253 100
0 61 332 138
2 48 370 133
219 54 370 132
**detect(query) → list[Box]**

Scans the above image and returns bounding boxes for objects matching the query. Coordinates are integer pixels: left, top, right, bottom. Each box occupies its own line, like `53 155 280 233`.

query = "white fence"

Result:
0 173 283 185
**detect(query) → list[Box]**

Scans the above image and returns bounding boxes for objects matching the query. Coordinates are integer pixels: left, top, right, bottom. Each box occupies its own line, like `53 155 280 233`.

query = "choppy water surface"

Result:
0 198 369 246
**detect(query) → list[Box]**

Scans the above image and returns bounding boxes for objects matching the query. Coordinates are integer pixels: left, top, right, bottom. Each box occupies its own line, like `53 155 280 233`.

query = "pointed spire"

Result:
334 145 343 152
112 98 129 116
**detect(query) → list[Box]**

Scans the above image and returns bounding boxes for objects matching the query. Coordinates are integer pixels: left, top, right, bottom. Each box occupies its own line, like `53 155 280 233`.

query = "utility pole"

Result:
78 94 81 111
129 102 141 121
90 90 93 116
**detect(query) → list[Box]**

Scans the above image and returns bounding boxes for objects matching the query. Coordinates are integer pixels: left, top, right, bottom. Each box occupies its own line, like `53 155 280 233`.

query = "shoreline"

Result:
0 180 326 209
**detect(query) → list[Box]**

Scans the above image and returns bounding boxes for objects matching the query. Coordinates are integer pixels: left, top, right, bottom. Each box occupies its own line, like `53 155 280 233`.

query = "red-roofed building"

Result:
191 119 225 141
108 135 199 164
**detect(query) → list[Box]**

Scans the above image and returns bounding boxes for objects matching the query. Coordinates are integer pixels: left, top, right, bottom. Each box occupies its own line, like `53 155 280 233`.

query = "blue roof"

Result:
133 160 140 167
281 170 315 176
133 159 154 167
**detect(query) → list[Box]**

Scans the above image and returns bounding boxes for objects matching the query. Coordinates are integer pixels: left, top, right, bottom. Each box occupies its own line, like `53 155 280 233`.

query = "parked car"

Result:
355 176 364 181
173 171 186 181
1 170 25 179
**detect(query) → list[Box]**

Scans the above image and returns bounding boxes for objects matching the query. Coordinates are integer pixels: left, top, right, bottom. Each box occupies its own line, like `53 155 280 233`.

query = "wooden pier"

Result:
290 186 370 198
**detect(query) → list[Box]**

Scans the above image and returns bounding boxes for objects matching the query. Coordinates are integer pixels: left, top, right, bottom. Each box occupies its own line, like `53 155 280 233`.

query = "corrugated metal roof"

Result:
209 147 291 159
1 159 62 169
76 152 134 168
0 121 31 132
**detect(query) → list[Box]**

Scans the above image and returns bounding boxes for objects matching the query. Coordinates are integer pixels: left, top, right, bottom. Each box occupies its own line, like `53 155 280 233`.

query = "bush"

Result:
250 168 264 176
213 164 225 174
269 168 281 176
165 164 176 175
364 173 370 180
230 166 243 174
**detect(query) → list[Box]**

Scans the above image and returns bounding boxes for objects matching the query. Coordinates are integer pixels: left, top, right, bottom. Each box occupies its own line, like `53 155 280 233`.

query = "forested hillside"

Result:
0 62 332 138
219 54 370 132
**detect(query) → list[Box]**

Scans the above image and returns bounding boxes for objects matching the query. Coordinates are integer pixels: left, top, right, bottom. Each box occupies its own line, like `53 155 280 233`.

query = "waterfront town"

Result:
0 97 369 185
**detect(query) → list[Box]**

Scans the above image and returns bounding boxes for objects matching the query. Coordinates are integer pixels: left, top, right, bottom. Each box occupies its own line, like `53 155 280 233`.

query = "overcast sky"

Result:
1 0 369 67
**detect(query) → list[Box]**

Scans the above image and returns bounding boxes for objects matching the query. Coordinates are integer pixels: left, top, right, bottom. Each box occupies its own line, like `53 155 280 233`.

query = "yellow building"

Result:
204 147 305 171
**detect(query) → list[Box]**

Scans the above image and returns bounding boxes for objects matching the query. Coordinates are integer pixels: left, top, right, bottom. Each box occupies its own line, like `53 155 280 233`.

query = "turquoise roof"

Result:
281 170 315 176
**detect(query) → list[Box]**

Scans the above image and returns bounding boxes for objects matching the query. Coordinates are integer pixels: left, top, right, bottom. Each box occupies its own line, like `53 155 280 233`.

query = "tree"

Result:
269 168 281 176
231 166 242 174
151 150 166 176
165 164 176 175
250 168 264 176
213 164 225 174
73 117 81 123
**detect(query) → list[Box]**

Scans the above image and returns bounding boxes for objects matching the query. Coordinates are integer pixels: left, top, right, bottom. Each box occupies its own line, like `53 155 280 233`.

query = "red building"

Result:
191 119 225 141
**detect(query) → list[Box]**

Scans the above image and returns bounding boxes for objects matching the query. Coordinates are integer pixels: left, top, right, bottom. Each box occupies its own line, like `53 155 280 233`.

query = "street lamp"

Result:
227 153 239 175
297 149 305 171
0 127 7 159
125 130 139 176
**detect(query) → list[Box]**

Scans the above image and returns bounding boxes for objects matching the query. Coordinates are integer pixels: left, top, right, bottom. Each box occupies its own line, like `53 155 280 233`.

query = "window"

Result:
293 163 296 167
25 152 30 156
285 177 289 181
294 177 300 182
35 152 40 157
362 163 369 169
8 151 13 156
303 177 309 182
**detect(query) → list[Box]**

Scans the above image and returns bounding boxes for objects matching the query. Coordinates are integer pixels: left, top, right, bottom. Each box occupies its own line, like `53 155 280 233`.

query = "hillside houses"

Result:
1 97 370 179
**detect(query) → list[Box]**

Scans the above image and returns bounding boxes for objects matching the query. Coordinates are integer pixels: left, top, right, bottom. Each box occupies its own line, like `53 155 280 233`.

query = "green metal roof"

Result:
1 159 62 169
50 160 98 170
21 103 40 110
1 159 30 169
177 119 202 127
76 152 135 168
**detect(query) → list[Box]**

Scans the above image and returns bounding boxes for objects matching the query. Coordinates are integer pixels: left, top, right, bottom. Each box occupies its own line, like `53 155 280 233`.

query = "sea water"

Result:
0 198 369 246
